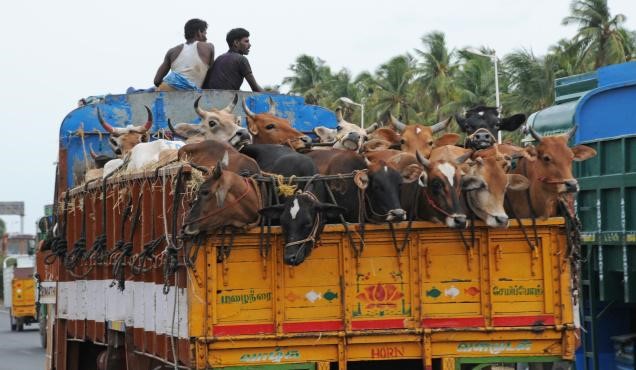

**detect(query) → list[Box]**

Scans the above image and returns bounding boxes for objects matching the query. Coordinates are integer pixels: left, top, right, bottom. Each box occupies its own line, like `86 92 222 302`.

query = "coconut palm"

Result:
503 49 555 113
414 31 457 121
562 0 630 68
451 49 501 110
283 55 333 105
370 54 418 122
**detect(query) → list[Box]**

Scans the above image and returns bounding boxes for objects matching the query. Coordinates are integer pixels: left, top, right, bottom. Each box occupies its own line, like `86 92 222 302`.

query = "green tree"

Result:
562 0 630 68
451 49 503 110
414 31 457 121
503 49 555 113
369 54 418 122
283 55 333 105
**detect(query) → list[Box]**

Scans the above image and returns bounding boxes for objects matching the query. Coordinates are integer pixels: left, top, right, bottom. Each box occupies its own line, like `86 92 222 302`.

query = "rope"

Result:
44 191 70 265
276 174 297 197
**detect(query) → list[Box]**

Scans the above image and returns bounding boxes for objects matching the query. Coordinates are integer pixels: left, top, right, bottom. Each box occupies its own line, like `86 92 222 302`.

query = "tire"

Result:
17 321 24 332
9 310 17 332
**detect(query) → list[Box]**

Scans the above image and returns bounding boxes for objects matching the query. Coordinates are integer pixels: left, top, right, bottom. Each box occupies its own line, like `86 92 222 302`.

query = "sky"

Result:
0 0 635 234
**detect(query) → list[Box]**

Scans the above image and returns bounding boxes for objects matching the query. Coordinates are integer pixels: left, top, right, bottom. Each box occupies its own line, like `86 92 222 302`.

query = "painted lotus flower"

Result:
357 283 404 309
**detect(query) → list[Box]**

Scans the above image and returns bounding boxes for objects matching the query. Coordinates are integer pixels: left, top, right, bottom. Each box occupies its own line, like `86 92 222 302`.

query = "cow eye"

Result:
432 180 443 191
428 140 434 146
336 125 343 131
542 155 551 162
200 189 210 197
265 123 275 130
400 139 406 145
208 120 217 127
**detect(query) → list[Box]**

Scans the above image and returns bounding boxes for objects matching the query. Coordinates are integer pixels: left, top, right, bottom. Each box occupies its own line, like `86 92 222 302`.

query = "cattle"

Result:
178 140 260 176
399 152 468 228
387 114 460 157
307 150 421 223
455 106 526 150
183 162 261 236
506 127 596 218
313 108 379 151
242 97 312 151
97 106 153 156
169 94 251 147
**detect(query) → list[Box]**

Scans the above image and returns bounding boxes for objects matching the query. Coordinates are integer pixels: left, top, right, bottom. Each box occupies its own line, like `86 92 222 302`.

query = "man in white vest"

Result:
154 19 215 91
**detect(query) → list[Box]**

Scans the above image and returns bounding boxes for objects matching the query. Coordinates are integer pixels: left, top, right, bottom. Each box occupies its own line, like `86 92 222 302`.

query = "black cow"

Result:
455 106 526 150
246 144 344 266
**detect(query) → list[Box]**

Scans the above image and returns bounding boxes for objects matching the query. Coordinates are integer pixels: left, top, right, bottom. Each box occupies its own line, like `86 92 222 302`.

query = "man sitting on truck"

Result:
153 18 215 91
203 28 264 92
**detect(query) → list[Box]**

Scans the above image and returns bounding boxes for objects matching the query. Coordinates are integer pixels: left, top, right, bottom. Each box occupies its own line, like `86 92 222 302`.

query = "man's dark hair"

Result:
226 28 250 48
184 19 208 39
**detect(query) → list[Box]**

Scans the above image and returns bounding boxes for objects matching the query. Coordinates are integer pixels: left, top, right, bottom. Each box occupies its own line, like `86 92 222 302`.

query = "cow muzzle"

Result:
487 214 509 228
284 241 312 266
230 128 252 148
386 208 406 222
183 224 199 236
564 179 579 193
446 214 467 229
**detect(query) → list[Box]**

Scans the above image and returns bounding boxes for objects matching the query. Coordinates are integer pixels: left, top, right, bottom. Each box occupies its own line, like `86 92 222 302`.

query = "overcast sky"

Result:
1 0 635 234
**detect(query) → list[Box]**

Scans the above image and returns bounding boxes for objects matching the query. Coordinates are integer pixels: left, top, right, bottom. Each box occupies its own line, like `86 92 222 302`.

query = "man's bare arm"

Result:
245 73 264 92
153 50 173 87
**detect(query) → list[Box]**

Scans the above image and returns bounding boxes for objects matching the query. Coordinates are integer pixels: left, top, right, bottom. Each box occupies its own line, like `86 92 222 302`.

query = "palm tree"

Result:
414 31 457 121
547 38 587 77
451 49 502 110
503 49 555 113
562 0 630 68
370 54 418 122
283 55 333 105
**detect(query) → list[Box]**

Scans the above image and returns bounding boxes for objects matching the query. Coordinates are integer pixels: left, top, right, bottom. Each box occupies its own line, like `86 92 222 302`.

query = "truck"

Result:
39 90 578 370
3 252 37 331
527 61 636 370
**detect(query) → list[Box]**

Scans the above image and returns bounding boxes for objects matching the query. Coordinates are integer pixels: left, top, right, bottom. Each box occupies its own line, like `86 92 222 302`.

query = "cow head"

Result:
313 108 379 151
97 106 153 156
169 94 251 148
416 152 468 228
386 114 459 157
525 126 596 194
462 156 529 228
183 158 259 235
455 106 526 150
259 192 344 266
356 161 421 222
89 145 116 169
242 97 312 151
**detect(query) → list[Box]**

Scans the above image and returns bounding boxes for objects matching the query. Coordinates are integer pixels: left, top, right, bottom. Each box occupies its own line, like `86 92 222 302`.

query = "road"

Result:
0 310 44 370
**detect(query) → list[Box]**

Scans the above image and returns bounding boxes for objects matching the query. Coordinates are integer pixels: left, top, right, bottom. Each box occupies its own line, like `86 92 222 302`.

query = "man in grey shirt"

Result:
204 28 264 92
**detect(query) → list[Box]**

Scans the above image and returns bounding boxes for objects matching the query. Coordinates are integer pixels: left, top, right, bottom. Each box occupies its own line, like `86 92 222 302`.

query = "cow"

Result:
169 94 251 147
506 126 596 218
178 140 260 176
242 97 312 151
398 152 469 228
455 106 526 150
313 108 379 151
306 150 421 223
386 114 460 157
97 106 153 156
183 162 261 236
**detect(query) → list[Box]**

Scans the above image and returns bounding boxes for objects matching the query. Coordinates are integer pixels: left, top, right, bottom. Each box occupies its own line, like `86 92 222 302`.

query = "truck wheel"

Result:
17 320 24 332
9 311 17 332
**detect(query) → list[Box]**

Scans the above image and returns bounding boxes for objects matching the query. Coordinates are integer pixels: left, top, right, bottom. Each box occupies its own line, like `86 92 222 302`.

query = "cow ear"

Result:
258 204 285 220
499 114 526 131
316 203 346 218
362 139 391 152
247 116 259 135
211 161 223 180
401 164 423 183
454 114 466 130
572 145 597 162
524 146 538 161
461 175 485 191
313 126 336 142
434 133 461 147
417 172 428 187
354 171 369 189
506 174 530 191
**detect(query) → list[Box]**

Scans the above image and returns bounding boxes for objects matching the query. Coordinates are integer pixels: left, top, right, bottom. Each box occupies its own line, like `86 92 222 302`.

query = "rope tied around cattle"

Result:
65 188 89 271
110 191 143 291
44 191 71 265
163 166 186 294
276 174 297 197
557 196 583 306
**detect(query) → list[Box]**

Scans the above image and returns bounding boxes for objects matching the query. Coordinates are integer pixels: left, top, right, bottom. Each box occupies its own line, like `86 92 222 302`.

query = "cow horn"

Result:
141 106 153 132
430 116 452 133
224 94 239 113
391 115 406 133
167 119 186 139
242 97 256 118
529 126 543 142
267 97 277 115
96 108 115 133
89 144 98 160
456 151 473 164
365 122 379 134
335 108 344 122
194 96 207 119
564 125 577 140
415 150 430 169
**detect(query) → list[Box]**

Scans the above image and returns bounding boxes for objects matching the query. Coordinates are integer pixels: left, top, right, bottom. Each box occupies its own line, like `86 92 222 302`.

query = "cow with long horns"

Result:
169 94 251 147
241 97 312 151
506 126 596 218
313 108 379 151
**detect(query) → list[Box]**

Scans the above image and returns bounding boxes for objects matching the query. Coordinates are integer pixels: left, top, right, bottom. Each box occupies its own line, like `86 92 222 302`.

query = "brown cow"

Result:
178 140 260 175
507 127 597 218
388 115 460 157
242 97 312 151
183 162 261 236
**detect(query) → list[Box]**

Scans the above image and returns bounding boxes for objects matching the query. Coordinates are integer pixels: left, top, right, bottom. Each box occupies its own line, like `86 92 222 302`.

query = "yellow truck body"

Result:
11 276 37 318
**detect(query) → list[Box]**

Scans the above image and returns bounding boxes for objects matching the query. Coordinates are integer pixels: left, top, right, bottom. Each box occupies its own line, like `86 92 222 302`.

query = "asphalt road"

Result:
0 310 44 370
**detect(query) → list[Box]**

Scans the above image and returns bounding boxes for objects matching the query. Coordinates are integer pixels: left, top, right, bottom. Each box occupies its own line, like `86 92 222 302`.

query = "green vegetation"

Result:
281 0 635 139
